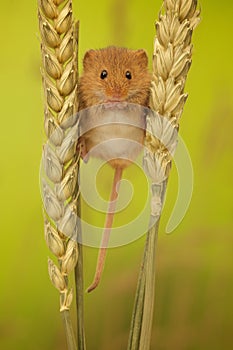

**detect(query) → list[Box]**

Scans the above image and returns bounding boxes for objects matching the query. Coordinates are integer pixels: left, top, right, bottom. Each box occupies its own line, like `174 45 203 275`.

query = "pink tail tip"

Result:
86 280 100 293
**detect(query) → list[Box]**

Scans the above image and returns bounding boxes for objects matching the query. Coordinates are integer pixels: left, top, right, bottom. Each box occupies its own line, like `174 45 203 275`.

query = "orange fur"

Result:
78 46 151 110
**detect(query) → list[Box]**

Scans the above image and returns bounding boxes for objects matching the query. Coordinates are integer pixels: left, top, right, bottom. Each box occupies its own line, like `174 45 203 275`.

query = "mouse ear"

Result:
135 49 148 67
83 50 96 69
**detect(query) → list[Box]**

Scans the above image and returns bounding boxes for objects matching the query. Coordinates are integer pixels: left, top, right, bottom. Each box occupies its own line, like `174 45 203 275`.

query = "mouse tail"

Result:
87 167 123 293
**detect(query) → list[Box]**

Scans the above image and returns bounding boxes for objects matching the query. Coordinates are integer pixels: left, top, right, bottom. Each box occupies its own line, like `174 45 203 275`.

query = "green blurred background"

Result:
1 0 233 349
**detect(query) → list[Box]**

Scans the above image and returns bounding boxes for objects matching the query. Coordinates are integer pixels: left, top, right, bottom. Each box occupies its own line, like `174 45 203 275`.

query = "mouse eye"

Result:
125 71 132 80
100 70 108 79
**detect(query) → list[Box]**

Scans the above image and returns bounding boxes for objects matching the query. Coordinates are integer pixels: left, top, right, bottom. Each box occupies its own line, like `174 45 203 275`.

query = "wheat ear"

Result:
128 1 200 349
38 1 81 349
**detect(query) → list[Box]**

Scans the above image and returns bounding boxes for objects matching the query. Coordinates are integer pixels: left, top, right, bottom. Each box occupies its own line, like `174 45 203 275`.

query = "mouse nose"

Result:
111 94 121 101
108 86 122 100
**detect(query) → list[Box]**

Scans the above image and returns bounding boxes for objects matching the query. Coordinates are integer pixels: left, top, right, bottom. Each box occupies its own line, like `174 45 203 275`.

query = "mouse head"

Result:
79 46 151 109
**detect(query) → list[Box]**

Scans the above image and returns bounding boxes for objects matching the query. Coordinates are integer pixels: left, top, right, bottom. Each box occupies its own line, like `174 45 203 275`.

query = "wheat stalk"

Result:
38 1 83 349
128 1 200 349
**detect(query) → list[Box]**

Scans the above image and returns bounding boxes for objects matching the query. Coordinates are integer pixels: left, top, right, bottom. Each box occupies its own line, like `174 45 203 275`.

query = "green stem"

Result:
62 310 78 350
139 220 160 350
74 190 86 350
127 181 166 350
127 220 159 350
75 242 86 350
127 233 149 350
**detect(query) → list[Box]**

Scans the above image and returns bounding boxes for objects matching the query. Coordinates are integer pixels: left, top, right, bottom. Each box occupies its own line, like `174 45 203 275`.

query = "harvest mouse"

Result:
78 46 151 292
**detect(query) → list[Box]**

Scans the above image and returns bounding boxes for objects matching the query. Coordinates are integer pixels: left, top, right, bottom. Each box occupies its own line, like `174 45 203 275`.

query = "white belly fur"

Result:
79 104 146 168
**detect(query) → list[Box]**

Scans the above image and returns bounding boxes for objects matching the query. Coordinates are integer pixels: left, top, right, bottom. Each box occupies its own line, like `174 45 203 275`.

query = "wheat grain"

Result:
39 0 79 312
38 1 80 349
144 0 200 212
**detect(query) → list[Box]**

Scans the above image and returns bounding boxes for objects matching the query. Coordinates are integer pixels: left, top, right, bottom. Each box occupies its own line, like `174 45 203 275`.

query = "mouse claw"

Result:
82 152 89 163
77 138 89 163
